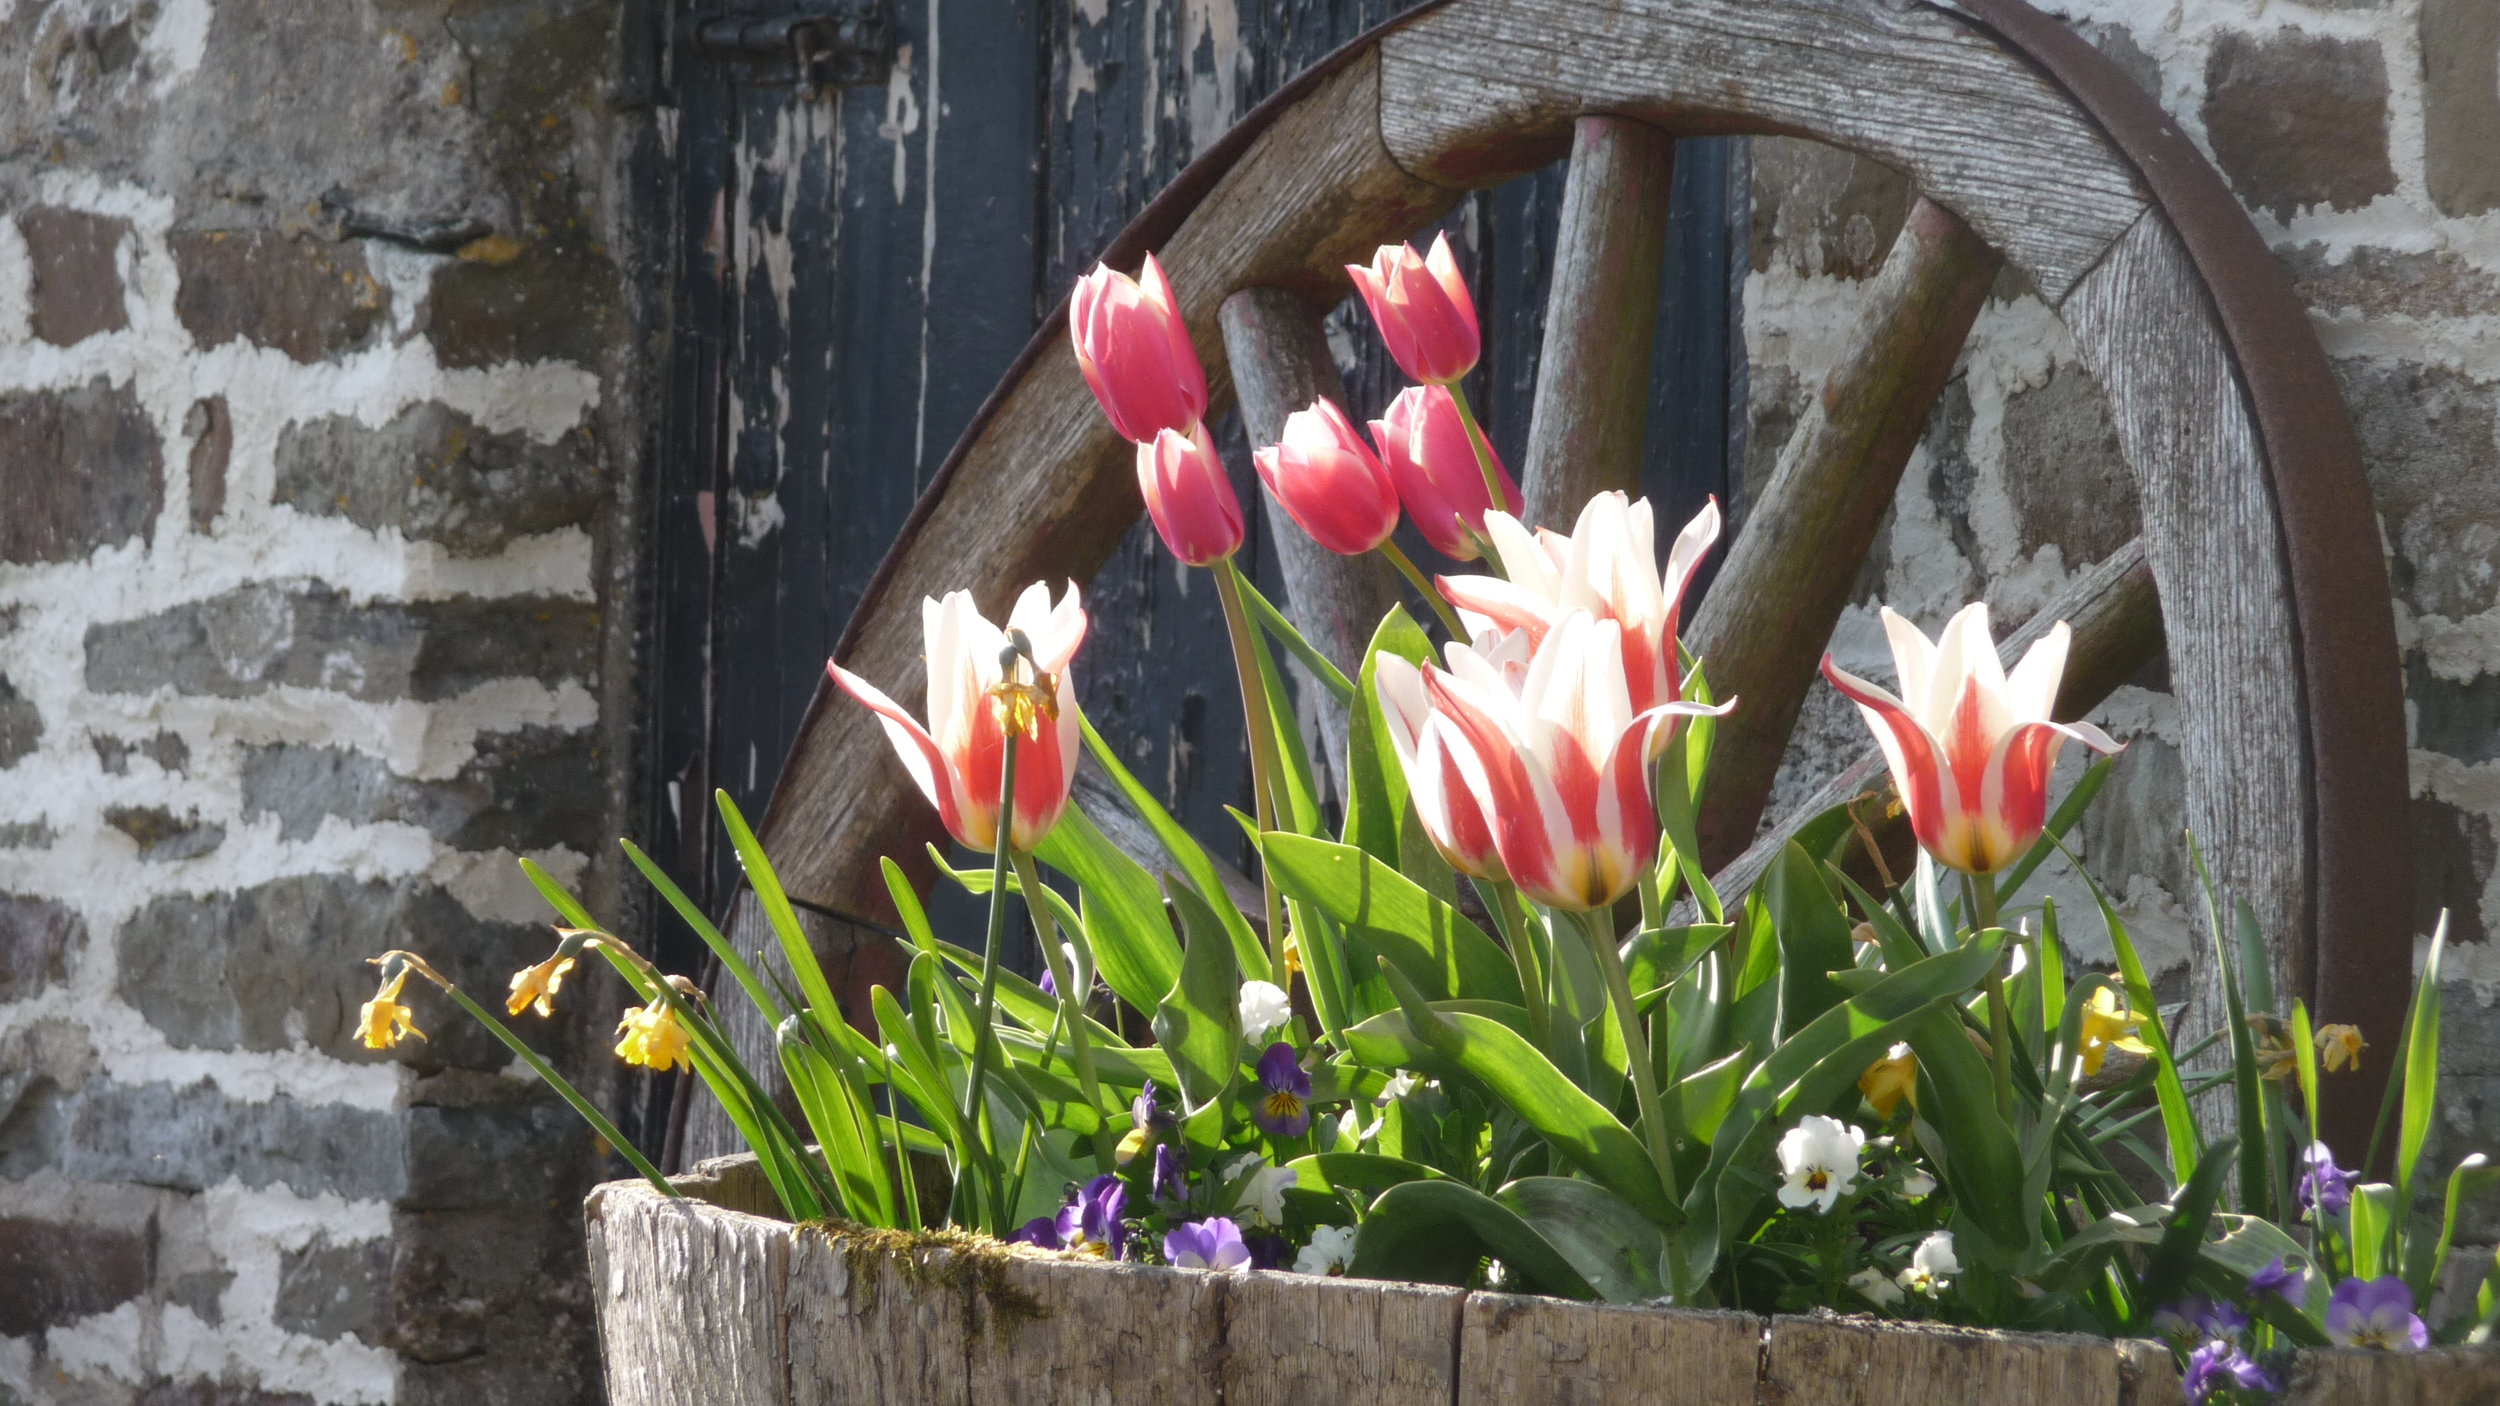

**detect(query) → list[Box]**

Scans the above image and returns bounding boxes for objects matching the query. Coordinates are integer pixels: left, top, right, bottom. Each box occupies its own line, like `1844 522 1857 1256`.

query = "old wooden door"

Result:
635 0 1746 1158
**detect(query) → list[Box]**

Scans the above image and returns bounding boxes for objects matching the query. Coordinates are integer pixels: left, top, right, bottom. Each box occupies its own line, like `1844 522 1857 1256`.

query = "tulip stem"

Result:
1443 380 1511 536
1480 880 1549 1049
1213 556 1290 983
1378 540 1469 639
1969 876 2016 1121
1017 848 1115 1170
1579 905 1689 1297
960 706 1021 1228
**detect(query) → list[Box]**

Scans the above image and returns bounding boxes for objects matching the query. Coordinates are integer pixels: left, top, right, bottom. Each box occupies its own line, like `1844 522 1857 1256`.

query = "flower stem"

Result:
1971 875 2016 1121
1213 554 1290 983
1479 879 1549 1050
1442 380 1508 531
411 967 677 1198
959 712 1021 1228
1578 906 1688 1294
1016 848 1115 1170
1377 539 1468 639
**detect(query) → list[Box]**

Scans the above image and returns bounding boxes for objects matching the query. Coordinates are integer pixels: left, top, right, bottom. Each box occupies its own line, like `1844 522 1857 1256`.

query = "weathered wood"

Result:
2280 1346 2500 1406
959 1252 1228 1406
1224 1266 1466 1406
1700 538 2162 915
586 1182 791 1406
1375 0 2145 302
2114 1337 2189 1406
2060 211 2309 1085
1220 285 1406 806
1457 1293 1759 1405
1761 1315 2122 1405
1687 196 2002 872
784 1231 977 1405
749 50 1458 984
1521 117 1678 527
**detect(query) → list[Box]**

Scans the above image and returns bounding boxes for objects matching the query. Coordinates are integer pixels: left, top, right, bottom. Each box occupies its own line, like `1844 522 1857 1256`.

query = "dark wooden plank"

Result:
1522 117 1677 527
1686 197 2001 871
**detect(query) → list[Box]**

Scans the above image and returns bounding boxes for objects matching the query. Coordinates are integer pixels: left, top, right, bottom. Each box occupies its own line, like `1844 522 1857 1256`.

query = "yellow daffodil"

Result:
1859 1042 1918 1119
2248 1015 2299 1084
615 1001 691 1072
2318 1023 2366 1073
358 968 425 1050
506 952 578 1018
1281 926 1304 981
2079 984 2153 1076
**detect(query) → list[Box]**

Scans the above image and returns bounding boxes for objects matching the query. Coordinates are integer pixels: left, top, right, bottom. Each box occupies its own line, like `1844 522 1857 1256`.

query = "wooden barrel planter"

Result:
588 1161 2500 1404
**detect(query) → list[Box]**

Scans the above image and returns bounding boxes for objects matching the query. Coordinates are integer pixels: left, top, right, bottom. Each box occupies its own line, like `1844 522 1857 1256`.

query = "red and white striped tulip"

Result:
1374 641 1518 881
1071 253 1207 444
1253 397 1401 556
1398 612 1727 911
1820 604 2121 875
1347 233 1480 386
1438 492 1721 715
828 582 1088 854
1370 385 1522 562
1138 423 1246 566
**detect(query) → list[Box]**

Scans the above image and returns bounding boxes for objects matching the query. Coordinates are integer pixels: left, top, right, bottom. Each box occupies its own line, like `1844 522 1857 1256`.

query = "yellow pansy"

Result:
615 1001 692 1072
358 968 425 1050
2318 1023 2366 1073
1859 1042 1918 1119
506 952 578 1018
2079 984 2153 1076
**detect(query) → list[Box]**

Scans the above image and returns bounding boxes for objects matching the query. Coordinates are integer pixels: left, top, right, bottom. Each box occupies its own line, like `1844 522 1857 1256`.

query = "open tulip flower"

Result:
1138 423 1247 567
1346 232 1480 386
1820 602 2120 875
828 581 1087 854
1253 397 1401 555
1398 611 1727 911
1070 252 1207 444
1374 648 1509 881
1370 385 1522 561
1440 492 1721 714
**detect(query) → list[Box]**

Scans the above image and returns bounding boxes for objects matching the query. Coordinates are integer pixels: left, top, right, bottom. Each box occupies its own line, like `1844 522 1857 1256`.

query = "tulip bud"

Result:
1251 397 1401 556
1137 423 1245 567
1346 233 1480 386
1370 385 1521 561
1070 253 1208 443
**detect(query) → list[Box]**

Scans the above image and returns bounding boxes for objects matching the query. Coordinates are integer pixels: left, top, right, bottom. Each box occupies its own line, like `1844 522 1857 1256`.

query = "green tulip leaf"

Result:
1348 1180 1598 1300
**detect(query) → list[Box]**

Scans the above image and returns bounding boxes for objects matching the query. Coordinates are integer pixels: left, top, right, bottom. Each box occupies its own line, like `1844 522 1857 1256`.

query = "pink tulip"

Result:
1347 233 1480 386
828 582 1088 854
1399 612 1726 911
1370 386 1521 562
1439 493 1721 714
1137 423 1246 566
1071 253 1208 444
1820 604 2121 875
1252 397 1401 556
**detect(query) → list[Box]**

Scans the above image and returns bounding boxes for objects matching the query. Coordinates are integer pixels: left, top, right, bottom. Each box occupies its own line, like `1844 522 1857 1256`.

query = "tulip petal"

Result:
2003 620 2070 723
1878 607 1942 726
1438 572 1566 645
1821 653 1950 857
829 661 973 847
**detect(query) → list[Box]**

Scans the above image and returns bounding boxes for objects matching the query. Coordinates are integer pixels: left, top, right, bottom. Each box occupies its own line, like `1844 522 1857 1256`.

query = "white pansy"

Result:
1239 980 1293 1042
1293 1224 1358 1276
1229 1155 1296 1228
1897 1231 1959 1297
1898 1168 1937 1199
1848 1266 1904 1308
1380 1070 1421 1102
1774 1114 1867 1213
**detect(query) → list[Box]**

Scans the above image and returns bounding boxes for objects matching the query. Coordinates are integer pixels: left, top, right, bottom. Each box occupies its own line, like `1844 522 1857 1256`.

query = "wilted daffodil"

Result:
1859 1043 1917 1119
358 964 425 1050
2319 1023 2367 1072
506 948 578 1019
2079 985 2153 1076
615 987 695 1072
1776 1114 1866 1213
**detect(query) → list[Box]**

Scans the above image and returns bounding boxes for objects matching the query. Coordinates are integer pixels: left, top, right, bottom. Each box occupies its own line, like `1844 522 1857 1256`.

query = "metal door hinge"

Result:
689 2 891 94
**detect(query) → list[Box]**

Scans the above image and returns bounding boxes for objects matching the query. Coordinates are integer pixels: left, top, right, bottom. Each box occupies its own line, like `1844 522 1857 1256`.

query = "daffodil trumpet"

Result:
363 951 677 1198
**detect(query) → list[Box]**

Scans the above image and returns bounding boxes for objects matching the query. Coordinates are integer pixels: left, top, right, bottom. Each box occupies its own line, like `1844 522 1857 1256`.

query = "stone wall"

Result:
0 1 651 1403
1747 0 2500 1305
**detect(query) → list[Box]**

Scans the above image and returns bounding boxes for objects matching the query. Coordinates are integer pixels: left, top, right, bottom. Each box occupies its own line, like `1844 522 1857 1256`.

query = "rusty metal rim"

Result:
783 0 2407 1155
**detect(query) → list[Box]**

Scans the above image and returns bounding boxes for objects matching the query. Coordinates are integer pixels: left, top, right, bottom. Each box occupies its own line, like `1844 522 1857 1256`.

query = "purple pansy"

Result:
1153 1142 1190 1207
1254 1041 1313 1138
1243 1229 1292 1272
2297 1141 2358 1219
2183 1339 2277 1404
1038 966 1057 997
1164 1216 1253 1273
2152 1298 2244 1343
2326 1275 2427 1351
1007 1216 1060 1248
2248 1255 2305 1301
1055 1173 1128 1259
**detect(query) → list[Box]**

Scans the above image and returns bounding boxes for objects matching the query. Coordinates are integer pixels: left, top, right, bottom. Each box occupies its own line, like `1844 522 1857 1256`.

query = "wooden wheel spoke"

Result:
1520 117 1680 526
1686 197 2001 872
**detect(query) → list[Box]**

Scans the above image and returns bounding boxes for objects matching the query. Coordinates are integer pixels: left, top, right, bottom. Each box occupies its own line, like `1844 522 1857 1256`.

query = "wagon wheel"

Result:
699 0 2408 1163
